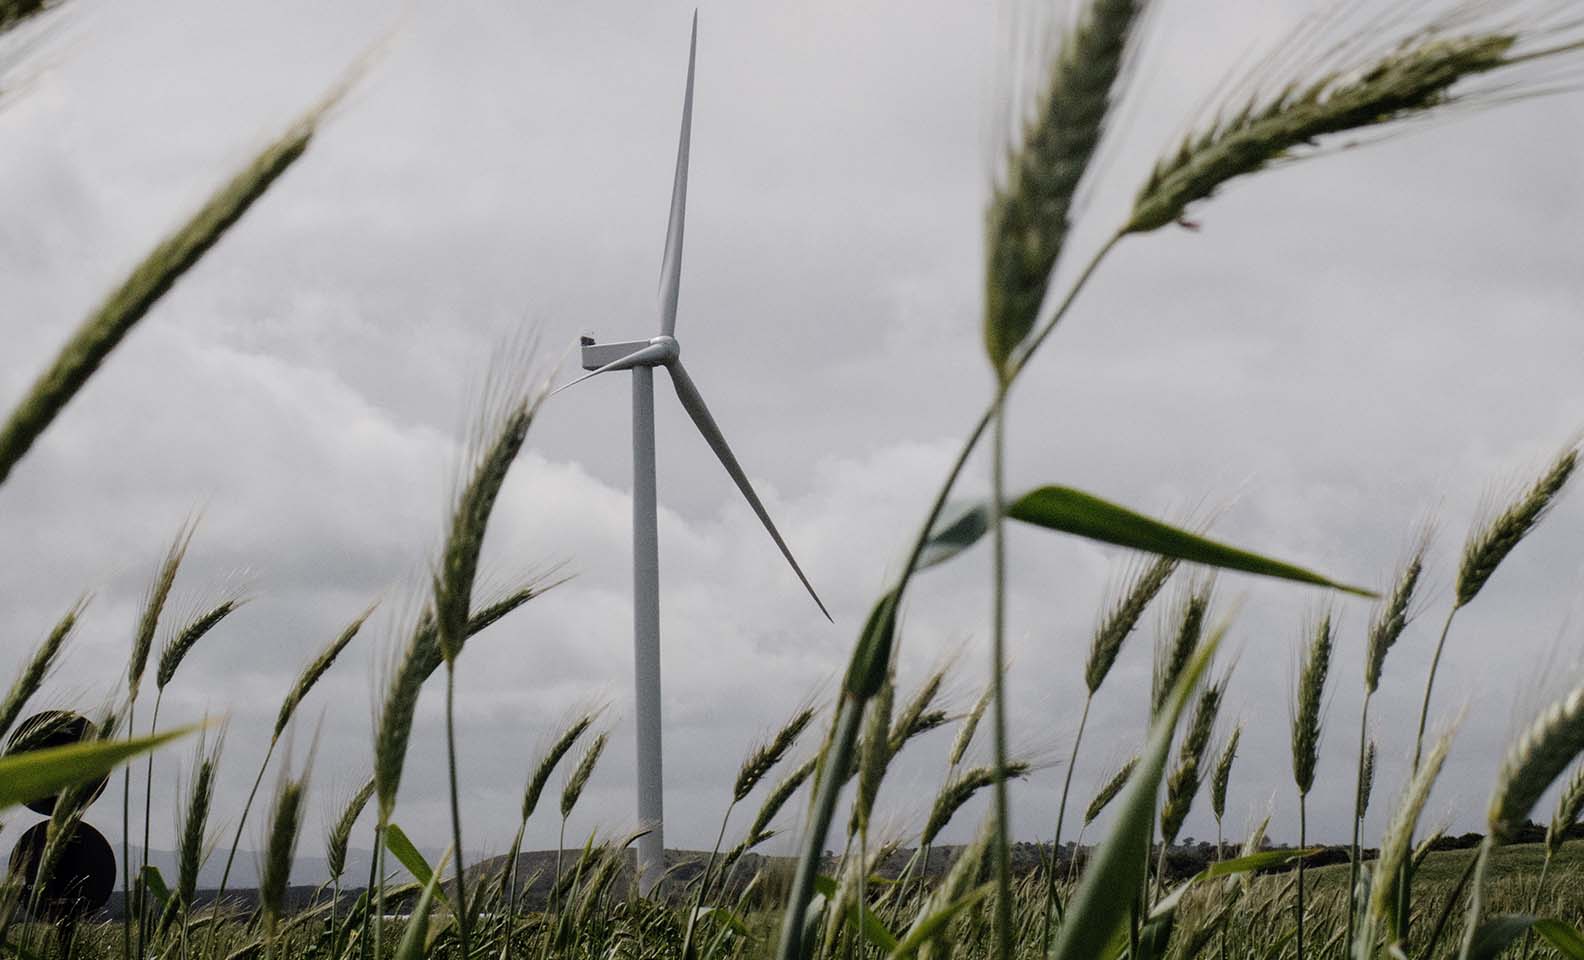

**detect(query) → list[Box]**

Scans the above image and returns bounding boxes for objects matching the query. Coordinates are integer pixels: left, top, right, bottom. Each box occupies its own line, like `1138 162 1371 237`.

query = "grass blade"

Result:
1007 486 1374 596
1050 619 1225 960
0 724 197 811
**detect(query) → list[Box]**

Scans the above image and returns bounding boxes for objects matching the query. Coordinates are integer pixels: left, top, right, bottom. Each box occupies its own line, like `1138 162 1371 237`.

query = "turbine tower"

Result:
559 14 831 894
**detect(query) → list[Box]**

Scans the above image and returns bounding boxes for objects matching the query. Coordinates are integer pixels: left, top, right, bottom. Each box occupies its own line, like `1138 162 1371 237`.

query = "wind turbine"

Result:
557 14 831 894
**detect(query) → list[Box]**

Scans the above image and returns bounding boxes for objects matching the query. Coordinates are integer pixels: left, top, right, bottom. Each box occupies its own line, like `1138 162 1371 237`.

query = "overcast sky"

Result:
2 0 1583 883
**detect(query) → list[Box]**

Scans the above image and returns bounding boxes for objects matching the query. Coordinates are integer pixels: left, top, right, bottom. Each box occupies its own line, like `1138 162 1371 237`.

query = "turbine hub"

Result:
647 336 680 364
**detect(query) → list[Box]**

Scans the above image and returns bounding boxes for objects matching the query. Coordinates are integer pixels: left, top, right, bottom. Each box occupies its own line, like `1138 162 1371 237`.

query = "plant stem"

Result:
990 384 1012 960
376 823 390 960
121 698 136 960
1346 689 1372 943
206 736 279 955
1519 851 1553 959
775 696 863 960
445 666 471 960
681 800 736 960
360 821 379 960
774 233 1122 960
137 690 164 960
1457 837 1494 960
1412 608 1458 774
1042 693 1092 950
1297 795 1307 960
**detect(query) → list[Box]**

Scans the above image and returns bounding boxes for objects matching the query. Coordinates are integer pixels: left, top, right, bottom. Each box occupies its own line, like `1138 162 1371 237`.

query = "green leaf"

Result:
1203 847 1322 879
1466 915 1534 959
843 593 898 699
811 875 899 952
695 906 753 938
394 847 452 960
141 864 172 907
1050 621 1225 960
889 883 994 960
1536 919 1584 959
1006 486 1374 597
384 822 455 915
916 501 992 572
0 724 198 811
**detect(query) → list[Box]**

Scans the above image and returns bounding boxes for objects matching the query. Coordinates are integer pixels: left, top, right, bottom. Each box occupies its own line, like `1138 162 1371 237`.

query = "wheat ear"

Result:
1365 531 1430 693
1369 724 1456 947
1152 580 1211 718
737 706 817 803
1458 445 1576 608
1161 678 1225 847
0 597 86 740
259 764 309 936
1489 681 1584 842
1084 755 1138 827
1210 724 1241 825
1124 15 1584 234
922 760 1032 849
560 731 608 821
325 775 375 884
0 97 339 487
275 605 374 740
983 0 1149 371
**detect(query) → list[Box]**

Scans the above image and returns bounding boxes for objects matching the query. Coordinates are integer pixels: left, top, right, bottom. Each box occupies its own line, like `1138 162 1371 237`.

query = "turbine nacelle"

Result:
579 335 680 371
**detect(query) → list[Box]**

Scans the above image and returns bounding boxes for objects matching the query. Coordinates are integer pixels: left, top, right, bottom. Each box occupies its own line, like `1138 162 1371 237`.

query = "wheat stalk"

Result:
275 604 374 740
1488 681 1584 842
1084 755 1137 827
887 668 947 759
1365 531 1430 693
1369 723 1456 948
948 683 992 769
259 765 309 937
561 731 608 822
1152 581 1211 718
433 357 549 665
1160 678 1225 847
156 595 246 692
983 0 1149 372
1210 724 1241 826
0 100 337 488
325 775 375 885
1457 445 1576 607
1123 8 1584 235
176 727 222 916
1290 610 1332 960
129 520 196 700
922 760 1032 850
372 576 563 821
1089 556 1175 695
1546 761 1584 855
1290 611 1333 799
916 818 994 960
524 712 598 823
0 597 85 741
737 705 816 803
853 677 895 837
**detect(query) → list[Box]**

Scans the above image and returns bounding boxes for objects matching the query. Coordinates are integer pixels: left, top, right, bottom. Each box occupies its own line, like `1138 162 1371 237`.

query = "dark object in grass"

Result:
5 710 109 814
8 819 116 920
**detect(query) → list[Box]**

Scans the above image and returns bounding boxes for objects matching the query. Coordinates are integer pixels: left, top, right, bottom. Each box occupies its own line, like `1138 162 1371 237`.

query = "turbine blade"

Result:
666 360 831 621
657 12 697 338
551 343 671 397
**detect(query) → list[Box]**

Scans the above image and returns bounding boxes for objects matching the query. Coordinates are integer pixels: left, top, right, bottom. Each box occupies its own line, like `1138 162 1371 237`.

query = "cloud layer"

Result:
2 0 1582 882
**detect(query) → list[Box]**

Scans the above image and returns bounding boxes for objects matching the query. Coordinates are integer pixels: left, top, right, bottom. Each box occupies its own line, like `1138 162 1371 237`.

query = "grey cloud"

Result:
2 0 1583 880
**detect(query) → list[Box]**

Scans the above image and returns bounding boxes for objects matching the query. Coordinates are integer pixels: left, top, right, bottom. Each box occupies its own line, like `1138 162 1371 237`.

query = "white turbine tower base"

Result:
556 15 831 896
